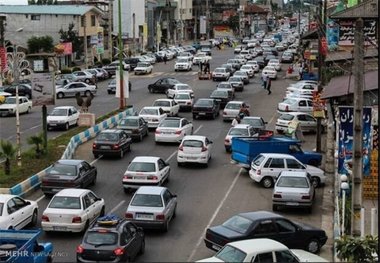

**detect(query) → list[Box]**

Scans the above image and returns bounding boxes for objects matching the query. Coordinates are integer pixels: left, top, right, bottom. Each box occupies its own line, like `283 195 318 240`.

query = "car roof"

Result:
280 112 313 116
55 188 90 197
135 186 166 195
232 124 251 129
99 129 122 133
226 100 244 104
228 238 288 253
258 153 297 159
238 210 284 221
56 159 84 165
141 106 161 110
0 194 19 202
243 116 262 120
155 98 172 101
131 156 160 162
52 106 74 110
279 171 308 178
5 96 28 99
182 135 206 141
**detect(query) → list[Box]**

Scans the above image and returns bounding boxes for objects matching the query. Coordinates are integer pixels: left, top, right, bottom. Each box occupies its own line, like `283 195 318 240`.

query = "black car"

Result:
103 61 131 76
209 89 233 108
147 78 181 93
92 129 132 158
264 54 277 66
204 211 328 254
254 57 265 69
117 116 149 141
41 159 97 196
77 215 145 263
4 84 32 99
192 98 220 120
125 57 141 70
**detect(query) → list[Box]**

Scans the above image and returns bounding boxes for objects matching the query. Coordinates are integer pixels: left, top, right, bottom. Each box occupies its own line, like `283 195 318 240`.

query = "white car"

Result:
0 96 32 116
56 82 97 99
193 52 210 64
139 54 156 64
239 50 252 60
287 82 318 93
239 65 255 78
134 62 153 75
155 117 193 143
47 106 80 130
224 124 255 152
261 66 277 79
276 112 322 133
267 58 282 71
234 45 244 53
41 189 105 232
152 99 180 116
122 156 170 192
223 101 248 121
277 98 313 114
233 71 249 84
0 194 38 230
177 135 213 167
174 58 193 71
173 92 194 111
166 83 194 99
245 61 260 72
139 106 167 128
177 51 193 61
212 68 230 81
249 153 326 188
285 89 314 99
234 55 247 65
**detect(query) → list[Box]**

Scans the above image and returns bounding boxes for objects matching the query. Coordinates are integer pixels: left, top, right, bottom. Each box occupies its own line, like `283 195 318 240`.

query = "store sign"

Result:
312 91 326 118
0 47 7 72
338 19 377 46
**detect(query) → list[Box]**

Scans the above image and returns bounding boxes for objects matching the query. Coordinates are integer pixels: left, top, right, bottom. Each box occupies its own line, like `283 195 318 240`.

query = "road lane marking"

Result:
187 168 244 262
268 111 277 125
90 156 102 165
36 195 45 203
194 125 203 134
108 200 125 214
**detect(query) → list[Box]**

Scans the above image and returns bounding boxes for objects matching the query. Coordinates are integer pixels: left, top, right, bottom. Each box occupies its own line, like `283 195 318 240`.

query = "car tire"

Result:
177 162 183 167
85 79 91 84
148 87 153 93
94 154 99 158
65 122 69 130
57 92 64 99
139 239 145 255
306 238 321 254
27 107 31 114
91 175 97 186
163 220 169 232
85 90 92 97
261 177 273 188
82 220 89 233
272 204 278 211
124 188 131 194
100 206 105 217
212 112 216 119
193 114 197 120
139 133 143 142
172 206 177 218
30 209 38 226
311 177 320 188
108 91 111 94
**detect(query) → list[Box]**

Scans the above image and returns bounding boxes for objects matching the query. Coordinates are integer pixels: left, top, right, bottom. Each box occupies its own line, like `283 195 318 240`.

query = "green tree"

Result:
27 133 45 158
59 23 83 59
336 235 378 263
228 15 240 33
27 36 54 53
0 140 17 175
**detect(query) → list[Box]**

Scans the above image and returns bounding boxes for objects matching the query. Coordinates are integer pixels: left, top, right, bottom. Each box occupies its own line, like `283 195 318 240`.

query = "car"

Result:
177 135 213 167
224 124 256 152
76 215 145 262
233 71 249 84
56 82 97 99
139 54 156 64
0 194 38 230
245 61 260 72
234 45 244 53
148 77 182 93
220 63 235 75
117 116 149 141
209 89 233 109
152 99 180 117
234 55 247 65
275 43 286 51
139 106 167 128
125 186 177 232
228 76 244 92
239 65 255 78
249 153 326 188
212 68 230 81
200 46 212 56
177 51 193 60
276 112 322 134
216 82 235 98
92 129 132 159
254 57 265 69
0 91 12 103
174 57 193 71
204 210 328 254
226 59 240 70
222 101 248 121
55 78 71 89
267 58 282 71
72 70 96 84
122 156 170 192
0 96 32 116
85 69 104 81
192 98 220 120
277 98 313 114
103 61 130 75
133 62 153 75
261 66 278 79
272 171 315 213
173 92 194 111
125 57 141 70
155 117 193 143
240 116 267 132
240 49 253 60
94 68 110 79
286 82 318 93
107 79 132 94
281 52 294 63
41 189 105 233
285 89 314 99
3 84 33 99
41 159 97 196
166 83 194 99
47 106 79 131
193 52 210 65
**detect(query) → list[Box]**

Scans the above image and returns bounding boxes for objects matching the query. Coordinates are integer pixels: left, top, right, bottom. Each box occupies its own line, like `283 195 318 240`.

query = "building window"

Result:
91 15 96 26
189 9 192 14
81 16 86 27
31 15 40 21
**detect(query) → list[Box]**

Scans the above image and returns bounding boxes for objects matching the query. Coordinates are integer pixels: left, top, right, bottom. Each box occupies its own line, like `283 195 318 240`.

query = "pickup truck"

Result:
231 136 322 169
0 229 53 263
152 99 180 116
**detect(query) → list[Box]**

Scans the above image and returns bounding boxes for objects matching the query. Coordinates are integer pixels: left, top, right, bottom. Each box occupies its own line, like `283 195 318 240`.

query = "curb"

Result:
0 107 135 197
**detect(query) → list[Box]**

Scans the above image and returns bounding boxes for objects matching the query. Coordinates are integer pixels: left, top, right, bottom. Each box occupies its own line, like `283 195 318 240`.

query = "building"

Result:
174 0 193 44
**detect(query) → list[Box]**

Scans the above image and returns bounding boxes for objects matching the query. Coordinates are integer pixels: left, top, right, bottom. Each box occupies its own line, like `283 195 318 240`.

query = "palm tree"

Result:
0 140 17 175
27 133 44 158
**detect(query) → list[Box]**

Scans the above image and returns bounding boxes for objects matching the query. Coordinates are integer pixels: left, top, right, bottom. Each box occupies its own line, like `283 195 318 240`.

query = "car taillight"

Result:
41 215 49 222
256 169 261 175
152 118 159 122
175 130 181 135
147 175 158 180
187 102 191 105
273 194 282 198
178 145 184 151
285 105 289 112
155 130 161 134
125 212 133 219
112 144 119 149
302 195 311 200
156 214 165 221
201 146 208 152
113 248 124 256
92 143 97 148
123 174 133 180
72 216 82 223
224 139 230 143
76 245 84 254
223 111 227 115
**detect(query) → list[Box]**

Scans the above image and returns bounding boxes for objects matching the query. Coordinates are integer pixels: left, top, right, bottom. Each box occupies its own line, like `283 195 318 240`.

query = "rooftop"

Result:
0 5 102 16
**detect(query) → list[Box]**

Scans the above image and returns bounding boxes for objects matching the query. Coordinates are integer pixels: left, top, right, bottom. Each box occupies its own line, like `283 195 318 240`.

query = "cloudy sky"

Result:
0 0 28 4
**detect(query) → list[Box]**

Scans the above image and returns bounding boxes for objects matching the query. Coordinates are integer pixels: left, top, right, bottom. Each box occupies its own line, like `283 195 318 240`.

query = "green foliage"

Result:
59 23 83 59
60 68 73 74
336 235 378 263
72 67 81 72
0 140 17 175
102 58 111 65
227 15 240 32
27 133 45 158
27 36 54 53
322 67 345 85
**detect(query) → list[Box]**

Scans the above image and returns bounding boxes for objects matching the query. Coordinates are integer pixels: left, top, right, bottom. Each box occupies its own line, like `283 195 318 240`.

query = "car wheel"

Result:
100 206 105 217
94 154 99 158
163 220 169 232
27 107 31 114
261 177 273 188
65 122 69 130
311 177 320 188
85 90 91 97
272 204 278 211
212 112 216 119
82 220 89 233
57 92 64 99
306 238 321 254
108 91 111 94
139 239 145 255
124 188 131 194
30 209 38 226
148 87 153 93
138 133 143 142
172 205 177 218
177 162 183 167
306 205 313 214
193 114 197 120
191 127 194 135
120 149 124 159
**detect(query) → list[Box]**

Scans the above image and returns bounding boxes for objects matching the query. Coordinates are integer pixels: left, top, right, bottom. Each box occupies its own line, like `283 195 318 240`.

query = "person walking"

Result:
262 74 268 89
163 54 167 64
266 77 272 95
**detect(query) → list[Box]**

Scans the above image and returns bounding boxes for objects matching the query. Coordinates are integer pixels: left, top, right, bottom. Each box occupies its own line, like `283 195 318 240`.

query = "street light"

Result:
12 44 22 166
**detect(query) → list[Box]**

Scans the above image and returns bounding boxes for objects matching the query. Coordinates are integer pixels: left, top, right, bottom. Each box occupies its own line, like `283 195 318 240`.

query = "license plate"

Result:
212 244 220 250
286 202 299 206
136 213 153 220
187 157 197 160
199 112 206 115
100 146 110 149
53 226 67 231
49 123 57 126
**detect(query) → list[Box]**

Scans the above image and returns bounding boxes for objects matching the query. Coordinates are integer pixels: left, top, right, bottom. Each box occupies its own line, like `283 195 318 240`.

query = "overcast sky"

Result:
0 0 28 4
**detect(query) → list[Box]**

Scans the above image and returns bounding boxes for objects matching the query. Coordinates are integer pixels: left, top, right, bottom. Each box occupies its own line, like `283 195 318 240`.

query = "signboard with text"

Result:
338 19 377 46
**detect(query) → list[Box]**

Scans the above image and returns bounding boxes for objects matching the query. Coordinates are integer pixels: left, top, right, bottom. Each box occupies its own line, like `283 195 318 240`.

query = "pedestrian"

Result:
262 74 268 89
266 77 272 95
163 54 167 64
231 115 241 127
298 65 303 80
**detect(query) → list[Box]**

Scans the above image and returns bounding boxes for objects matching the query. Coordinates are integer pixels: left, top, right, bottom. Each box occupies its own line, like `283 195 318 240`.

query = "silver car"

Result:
56 82 97 99
272 171 315 213
125 186 177 232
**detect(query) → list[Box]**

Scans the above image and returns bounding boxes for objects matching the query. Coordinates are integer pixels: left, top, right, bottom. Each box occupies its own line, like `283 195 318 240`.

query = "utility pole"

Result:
117 0 125 109
0 15 6 86
132 13 136 55
83 15 88 69
13 45 21 166
108 1 113 59
206 0 210 39
351 17 364 236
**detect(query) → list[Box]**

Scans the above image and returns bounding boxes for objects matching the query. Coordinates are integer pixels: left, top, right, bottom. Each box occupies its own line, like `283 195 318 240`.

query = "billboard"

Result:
200 16 206 34
31 72 55 106
338 19 377 46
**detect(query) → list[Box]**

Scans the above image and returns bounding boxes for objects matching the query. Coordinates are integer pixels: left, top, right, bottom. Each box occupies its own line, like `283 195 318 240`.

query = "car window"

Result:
12 197 27 208
275 219 297 233
158 159 166 170
163 190 172 206
154 100 171 107
159 119 180 128
277 176 309 188
7 199 18 214
229 128 249 136
85 231 118 246
275 250 298 263
131 194 163 207
83 195 91 209
140 108 158 115
47 163 77 176
305 115 315 121
182 140 203 147
82 161 91 171
299 100 306 107
286 159 304 169
87 192 98 204
222 215 253 234
252 155 265 166
253 219 277 235
268 158 285 168
128 162 156 172
253 252 273 263
120 118 138 126
49 196 81 209
289 144 302 153
215 245 247 262
307 100 313 107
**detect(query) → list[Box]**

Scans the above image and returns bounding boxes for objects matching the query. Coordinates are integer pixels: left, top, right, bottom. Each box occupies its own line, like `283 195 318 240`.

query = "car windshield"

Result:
85 231 118 246
214 68 225 73
195 99 212 106
119 118 138 126
50 108 68 116
177 85 190 90
277 176 309 188
229 77 241 82
97 133 118 141
241 66 251 70
252 154 265 166
3 97 17 104
137 63 149 67
234 72 245 76
140 108 158 115
130 194 163 207
46 163 77 176
196 53 205 57
177 59 188 63
175 94 190 99
222 215 253 234
279 114 294 121
215 245 247 262
283 99 297 105
226 103 242 110
229 128 249 136
128 162 156 172
159 119 180 128
182 140 203 148
49 196 81 209
218 83 230 89
153 101 170 107
211 90 227 97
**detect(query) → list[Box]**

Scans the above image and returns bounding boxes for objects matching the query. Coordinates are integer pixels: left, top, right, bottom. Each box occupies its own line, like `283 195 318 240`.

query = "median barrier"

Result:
0 107 135 196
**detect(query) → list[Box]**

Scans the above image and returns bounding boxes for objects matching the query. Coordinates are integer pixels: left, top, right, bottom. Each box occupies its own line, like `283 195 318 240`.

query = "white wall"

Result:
174 0 193 21
112 0 145 39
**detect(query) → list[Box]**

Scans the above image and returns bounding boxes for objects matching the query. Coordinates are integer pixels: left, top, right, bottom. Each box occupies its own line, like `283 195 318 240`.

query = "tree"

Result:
336 235 378 263
0 140 17 175
27 133 44 158
59 23 83 59
27 36 54 53
227 15 240 33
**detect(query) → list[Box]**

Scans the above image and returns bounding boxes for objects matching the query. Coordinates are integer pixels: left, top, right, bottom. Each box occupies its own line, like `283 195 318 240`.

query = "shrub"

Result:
102 58 111 65
60 68 72 74
72 66 81 72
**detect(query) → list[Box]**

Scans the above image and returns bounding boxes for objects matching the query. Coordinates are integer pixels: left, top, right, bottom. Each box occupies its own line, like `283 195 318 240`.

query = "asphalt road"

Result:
24 47 329 262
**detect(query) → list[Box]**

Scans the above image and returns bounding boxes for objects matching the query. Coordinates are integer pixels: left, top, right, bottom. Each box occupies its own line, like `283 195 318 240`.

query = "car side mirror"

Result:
209 141 213 144
264 121 268 124
26 201 31 205
172 194 177 198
